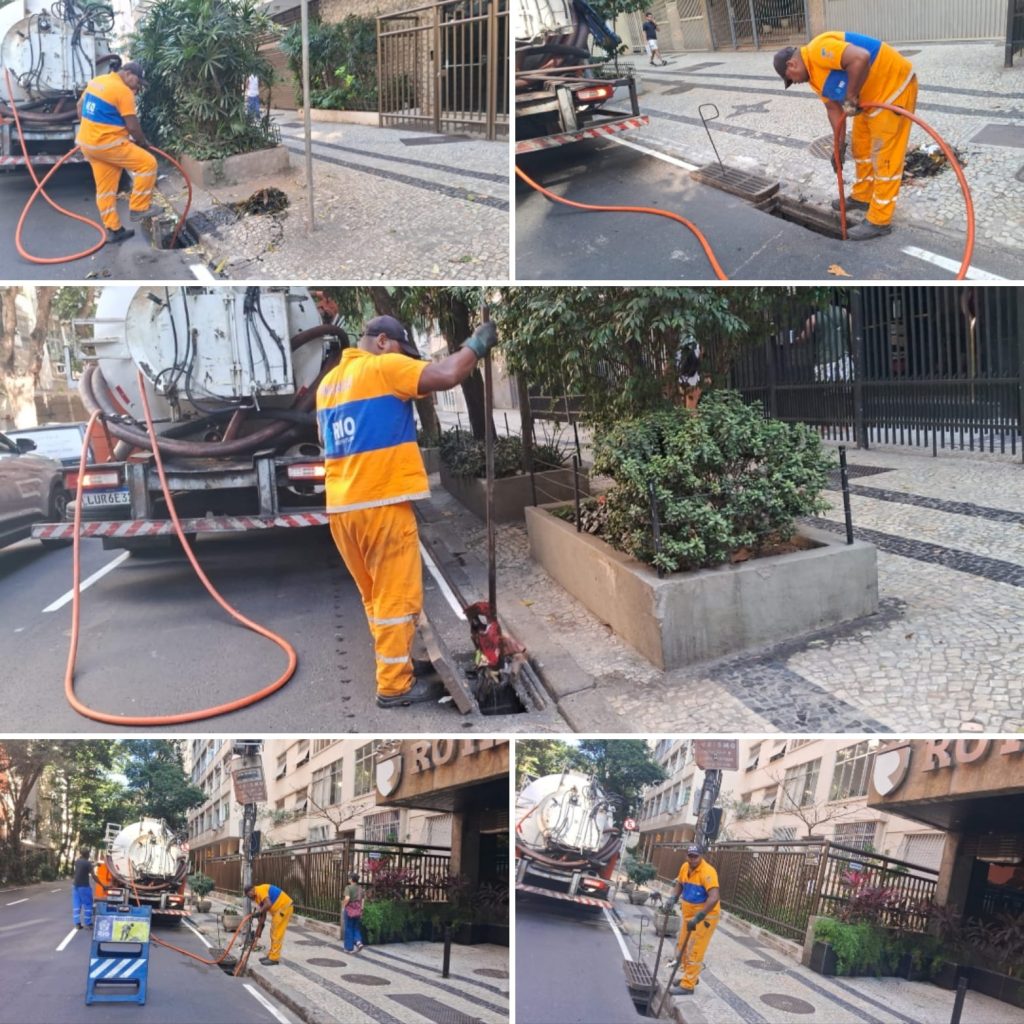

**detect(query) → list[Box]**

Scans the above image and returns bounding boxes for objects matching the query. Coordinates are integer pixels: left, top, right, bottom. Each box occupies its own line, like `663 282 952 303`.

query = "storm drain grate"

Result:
474 967 509 978
400 134 472 146
762 993 816 1014
691 163 779 204
308 957 348 967
743 958 787 972
344 974 390 986
623 959 657 995
388 994 480 1023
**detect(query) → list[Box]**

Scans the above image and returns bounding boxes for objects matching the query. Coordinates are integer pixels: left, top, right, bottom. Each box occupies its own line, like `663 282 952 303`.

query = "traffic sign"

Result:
693 740 739 771
623 818 637 831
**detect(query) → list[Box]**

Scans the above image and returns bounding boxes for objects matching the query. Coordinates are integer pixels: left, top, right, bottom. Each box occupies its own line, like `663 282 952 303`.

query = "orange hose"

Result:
64 391 298 726
4 68 192 264
514 162 729 280
516 102 975 280
834 101 975 280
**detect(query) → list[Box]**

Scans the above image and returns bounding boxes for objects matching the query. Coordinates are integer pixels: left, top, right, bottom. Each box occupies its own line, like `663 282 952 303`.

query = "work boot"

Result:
129 206 160 222
258 957 279 966
831 196 870 212
106 226 135 244
376 676 445 709
846 220 893 240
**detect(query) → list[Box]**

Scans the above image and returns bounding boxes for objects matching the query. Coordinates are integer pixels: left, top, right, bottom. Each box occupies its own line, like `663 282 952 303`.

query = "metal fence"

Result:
378 0 508 139
204 838 452 923
731 286 1024 459
823 0 1007 43
1009 0 1024 64
720 0 809 50
713 839 939 942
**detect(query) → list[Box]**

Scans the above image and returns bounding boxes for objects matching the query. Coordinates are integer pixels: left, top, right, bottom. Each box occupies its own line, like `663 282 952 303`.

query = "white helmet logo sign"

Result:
375 750 403 797
872 743 912 797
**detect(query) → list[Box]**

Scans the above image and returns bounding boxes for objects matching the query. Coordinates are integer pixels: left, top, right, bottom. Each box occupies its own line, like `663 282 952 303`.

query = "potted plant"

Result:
187 872 215 913
222 903 243 933
652 900 681 938
624 858 657 905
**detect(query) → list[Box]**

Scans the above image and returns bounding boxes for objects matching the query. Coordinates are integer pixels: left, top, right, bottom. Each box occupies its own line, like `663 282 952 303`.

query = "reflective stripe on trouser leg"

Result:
675 913 718 989
268 902 292 961
865 76 917 227
87 158 123 229
850 115 874 205
85 140 158 218
329 502 422 698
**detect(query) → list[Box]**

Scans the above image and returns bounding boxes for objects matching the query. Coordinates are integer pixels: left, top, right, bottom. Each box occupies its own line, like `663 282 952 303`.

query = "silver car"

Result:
0 429 68 550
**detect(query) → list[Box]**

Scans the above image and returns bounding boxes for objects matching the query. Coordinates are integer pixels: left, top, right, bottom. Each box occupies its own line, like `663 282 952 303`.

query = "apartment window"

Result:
293 788 309 813
833 821 877 851
309 824 331 843
783 759 821 808
900 833 945 871
354 741 379 798
830 741 876 801
789 739 812 751
311 758 344 808
312 739 333 755
295 740 310 767
768 740 788 763
772 826 797 841
363 810 400 843
276 753 287 780
426 813 453 848
745 742 762 772
760 787 778 810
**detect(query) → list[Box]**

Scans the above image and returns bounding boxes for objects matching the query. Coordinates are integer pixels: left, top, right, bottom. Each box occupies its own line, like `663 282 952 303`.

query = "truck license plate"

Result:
82 490 130 507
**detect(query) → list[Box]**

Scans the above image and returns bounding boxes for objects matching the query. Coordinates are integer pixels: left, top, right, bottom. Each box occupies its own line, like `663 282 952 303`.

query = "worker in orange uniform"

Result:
663 844 721 996
316 314 498 709
774 32 917 240
244 882 294 966
75 60 158 245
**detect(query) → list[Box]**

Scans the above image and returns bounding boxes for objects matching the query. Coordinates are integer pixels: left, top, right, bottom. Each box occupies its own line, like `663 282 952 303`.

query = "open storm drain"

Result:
147 214 198 250
623 959 658 1016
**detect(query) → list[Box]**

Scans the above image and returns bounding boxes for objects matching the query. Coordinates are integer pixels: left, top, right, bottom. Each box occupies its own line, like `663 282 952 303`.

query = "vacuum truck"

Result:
31 286 349 552
515 770 623 908
0 0 115 169
92 818 190 922
515 0 646 154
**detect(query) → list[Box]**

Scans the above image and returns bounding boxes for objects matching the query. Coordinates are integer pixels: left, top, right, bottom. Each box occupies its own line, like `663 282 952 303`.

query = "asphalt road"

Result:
0 525 547 734
0 162 202 281
0 882 293 1024
515 139 1017 282
516 893 651 1024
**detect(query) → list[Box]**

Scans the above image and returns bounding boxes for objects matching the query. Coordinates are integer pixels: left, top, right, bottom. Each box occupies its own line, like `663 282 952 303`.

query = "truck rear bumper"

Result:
516 113 649 154
516 882 612 909
32 511 329 542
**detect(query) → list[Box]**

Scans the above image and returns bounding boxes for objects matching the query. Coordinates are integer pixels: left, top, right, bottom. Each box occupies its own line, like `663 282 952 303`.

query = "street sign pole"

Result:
300 0 315 233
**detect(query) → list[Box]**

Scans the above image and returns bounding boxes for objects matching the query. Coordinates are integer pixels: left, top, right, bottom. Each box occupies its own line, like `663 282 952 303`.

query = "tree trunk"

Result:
437 296 488 440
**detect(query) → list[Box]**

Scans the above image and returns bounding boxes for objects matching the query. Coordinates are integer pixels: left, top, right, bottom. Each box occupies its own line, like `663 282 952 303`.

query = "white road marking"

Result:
244 983 292 1024
51 888 63 893
6 898 28 906
190 263 217 282
608 134 699 171
901 246 1006 280
603 906 633 961
43 551 130 613
183 917 212 948
57 928 80 951
420 541 465 618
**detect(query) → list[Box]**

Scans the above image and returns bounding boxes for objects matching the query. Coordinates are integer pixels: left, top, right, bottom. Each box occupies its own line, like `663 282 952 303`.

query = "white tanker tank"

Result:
515 770 622 907
33 286 351 550
0 0 115 168
94 817 190 919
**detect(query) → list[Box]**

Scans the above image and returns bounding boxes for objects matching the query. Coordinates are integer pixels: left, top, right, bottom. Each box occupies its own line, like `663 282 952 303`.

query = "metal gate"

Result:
823 0 1006 43
730 286 1024 459
1008 0 1024 65
722 0 809 49
378 0 509 139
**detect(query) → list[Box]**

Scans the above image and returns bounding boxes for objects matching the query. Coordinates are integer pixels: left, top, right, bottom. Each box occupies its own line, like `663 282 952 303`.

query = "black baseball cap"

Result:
121 60 146 83
774 46 797 88
686 843 702 855
364 315 421 359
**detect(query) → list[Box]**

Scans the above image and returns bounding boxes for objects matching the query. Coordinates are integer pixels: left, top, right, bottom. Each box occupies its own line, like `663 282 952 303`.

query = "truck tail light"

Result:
80 469 122 490
63 469 80 492
286 463 325 482
576 85 614 103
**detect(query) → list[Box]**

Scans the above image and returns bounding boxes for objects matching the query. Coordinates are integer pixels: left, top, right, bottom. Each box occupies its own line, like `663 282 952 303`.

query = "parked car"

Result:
6 421 117 494
0 430 68 550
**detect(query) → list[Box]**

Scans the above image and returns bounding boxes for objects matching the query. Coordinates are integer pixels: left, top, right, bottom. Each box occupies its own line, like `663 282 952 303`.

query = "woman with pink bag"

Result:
342 872 365 953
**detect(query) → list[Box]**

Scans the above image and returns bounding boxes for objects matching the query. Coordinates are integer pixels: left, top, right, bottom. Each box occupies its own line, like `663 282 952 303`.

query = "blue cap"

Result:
364 315 420 359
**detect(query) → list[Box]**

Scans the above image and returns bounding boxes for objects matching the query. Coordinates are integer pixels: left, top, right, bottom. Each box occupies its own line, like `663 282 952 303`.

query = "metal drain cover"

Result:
810 134 840 161
474 967 509 978
623 959 656 993
761 993 816 1014
308 957 347 967
343 974 390 986
389 994 480 1023
743 958 786 972
691 163 779 203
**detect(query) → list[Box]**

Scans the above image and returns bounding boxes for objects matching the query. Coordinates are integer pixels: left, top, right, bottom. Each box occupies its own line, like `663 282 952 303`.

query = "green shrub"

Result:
281 17 378 111
625 859 657 888
592 391 833 574
438 429 568 479
814 917 887 976
188 872 215 897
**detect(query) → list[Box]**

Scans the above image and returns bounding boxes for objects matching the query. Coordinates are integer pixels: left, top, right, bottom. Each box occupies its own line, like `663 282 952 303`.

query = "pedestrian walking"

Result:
342 872 365 953
316 313 498 709
642 13 668 66
71 848 94 929
75 60 158 245
245 882 294 966
774 31 917 239
245 74 260 119
663 844 721 996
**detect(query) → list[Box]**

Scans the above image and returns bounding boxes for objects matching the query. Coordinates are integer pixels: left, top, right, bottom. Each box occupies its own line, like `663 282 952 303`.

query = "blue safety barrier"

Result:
84 901 152 1005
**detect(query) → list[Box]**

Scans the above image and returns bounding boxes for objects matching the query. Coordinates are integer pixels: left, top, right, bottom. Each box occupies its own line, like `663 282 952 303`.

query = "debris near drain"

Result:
903 143 966 180
232 187 289 216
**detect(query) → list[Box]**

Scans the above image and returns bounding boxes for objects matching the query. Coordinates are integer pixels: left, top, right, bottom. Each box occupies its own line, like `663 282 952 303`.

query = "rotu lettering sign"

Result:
408 738 508 774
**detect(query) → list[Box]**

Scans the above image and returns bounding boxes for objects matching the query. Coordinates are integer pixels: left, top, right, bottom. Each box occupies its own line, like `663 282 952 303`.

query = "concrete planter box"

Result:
440 464 589 523
525 504 878 670
178 145 291 187
298 108 381 127
420 446 441 475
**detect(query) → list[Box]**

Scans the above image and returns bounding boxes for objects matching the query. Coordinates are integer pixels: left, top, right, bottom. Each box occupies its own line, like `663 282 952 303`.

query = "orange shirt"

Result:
317 349 429 513
675 859 721 918
800 32 914 107
77 72 136 148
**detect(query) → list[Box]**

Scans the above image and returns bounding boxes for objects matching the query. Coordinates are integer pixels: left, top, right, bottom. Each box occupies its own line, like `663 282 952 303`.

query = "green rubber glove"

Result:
464 321 498 359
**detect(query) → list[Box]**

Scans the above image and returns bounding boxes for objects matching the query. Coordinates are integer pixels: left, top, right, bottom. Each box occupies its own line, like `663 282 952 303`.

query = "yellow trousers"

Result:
80 138 157 230
850 75 918 227
675 910 719 990
266 900 293 962
329 502 422 698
